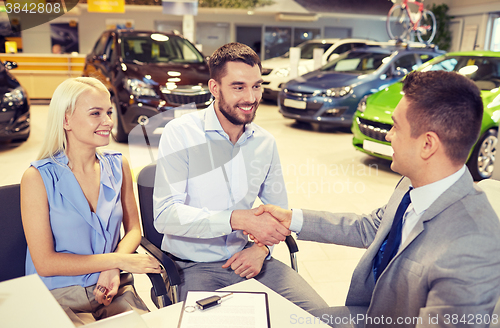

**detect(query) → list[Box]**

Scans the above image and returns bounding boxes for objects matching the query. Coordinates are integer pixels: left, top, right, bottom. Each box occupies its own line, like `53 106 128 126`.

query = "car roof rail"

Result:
381 39 440 51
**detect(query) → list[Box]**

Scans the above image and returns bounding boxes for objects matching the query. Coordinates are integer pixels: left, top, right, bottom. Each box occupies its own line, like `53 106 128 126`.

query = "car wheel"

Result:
111 97 127 143
467 129 497 181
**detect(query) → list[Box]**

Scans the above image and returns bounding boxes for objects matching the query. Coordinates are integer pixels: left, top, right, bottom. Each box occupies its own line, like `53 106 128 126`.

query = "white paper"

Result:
178 291 269 328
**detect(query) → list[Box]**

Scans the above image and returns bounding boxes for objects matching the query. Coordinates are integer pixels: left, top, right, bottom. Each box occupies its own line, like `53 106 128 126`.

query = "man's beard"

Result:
218 90 258 126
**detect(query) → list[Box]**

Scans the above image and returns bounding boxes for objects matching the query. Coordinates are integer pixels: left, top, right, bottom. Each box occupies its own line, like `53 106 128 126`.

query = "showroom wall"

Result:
16 0 500 56
20 4 388 55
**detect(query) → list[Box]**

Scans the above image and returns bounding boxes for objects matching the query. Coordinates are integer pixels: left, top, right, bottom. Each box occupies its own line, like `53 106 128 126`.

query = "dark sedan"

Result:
0 61 30 142
84 30 212 142
278 44 443 128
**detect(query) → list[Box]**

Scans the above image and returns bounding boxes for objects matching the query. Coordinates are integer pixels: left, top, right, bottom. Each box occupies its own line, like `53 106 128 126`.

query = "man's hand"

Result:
247 205 293 246
94 268 120 306
230 209 290 246
254 204 293 228
222 244 268 279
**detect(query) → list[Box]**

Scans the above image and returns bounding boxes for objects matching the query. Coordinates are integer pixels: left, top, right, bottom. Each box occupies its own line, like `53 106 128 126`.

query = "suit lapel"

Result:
396 170 474 256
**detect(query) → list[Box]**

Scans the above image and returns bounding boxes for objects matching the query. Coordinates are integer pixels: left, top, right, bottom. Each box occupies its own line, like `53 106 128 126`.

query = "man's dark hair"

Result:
208 42 262 82
403 70 483 164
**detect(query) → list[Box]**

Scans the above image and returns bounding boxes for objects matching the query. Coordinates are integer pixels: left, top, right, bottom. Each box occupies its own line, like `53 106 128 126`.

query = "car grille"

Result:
283 89 315 97
160 85 212 106
357 117 392 142
262 68 273 76
163 93 212 106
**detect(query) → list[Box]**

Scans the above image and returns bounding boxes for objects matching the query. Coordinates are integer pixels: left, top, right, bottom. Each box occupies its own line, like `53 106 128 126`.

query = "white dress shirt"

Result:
153 103 288 262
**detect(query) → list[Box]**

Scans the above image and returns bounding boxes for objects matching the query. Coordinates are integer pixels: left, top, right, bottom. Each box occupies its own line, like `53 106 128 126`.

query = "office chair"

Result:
136 163 300 304
477 178 500 328
0 184 26 282
0 183 171 309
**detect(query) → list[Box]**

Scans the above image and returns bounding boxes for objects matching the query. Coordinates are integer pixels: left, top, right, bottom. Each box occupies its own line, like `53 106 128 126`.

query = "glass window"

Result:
264 26 292 60
293 28 321 46
394 54 417 72
421 56 500 89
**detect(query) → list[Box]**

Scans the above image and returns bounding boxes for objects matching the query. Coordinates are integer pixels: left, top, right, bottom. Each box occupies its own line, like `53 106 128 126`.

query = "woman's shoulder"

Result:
30 153 67 171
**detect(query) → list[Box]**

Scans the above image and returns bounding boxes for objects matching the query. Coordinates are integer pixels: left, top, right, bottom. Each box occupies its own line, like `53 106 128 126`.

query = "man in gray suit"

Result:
255 70 500 327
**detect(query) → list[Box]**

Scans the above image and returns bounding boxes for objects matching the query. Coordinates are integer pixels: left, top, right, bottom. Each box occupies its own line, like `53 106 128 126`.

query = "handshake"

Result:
231 204 294 247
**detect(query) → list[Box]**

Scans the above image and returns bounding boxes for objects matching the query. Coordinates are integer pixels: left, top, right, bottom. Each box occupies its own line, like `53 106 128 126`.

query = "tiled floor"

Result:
3 101 496 312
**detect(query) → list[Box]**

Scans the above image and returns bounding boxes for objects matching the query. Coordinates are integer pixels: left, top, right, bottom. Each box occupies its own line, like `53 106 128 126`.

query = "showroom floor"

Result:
2 101 494 312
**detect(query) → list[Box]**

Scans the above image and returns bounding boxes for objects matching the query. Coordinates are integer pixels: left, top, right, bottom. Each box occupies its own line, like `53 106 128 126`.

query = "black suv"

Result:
0 61 30 142
84 30 212 142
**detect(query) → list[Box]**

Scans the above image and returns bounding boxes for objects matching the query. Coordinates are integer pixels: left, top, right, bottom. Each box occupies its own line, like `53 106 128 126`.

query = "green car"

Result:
352 51 500 180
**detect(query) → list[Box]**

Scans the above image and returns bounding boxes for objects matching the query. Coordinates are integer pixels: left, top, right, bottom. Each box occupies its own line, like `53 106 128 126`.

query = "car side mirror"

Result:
4 61 17 70
392 67 408 78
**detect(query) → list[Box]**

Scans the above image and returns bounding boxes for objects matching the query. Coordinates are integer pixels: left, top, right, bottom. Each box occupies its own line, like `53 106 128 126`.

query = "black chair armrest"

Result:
140 237 181 287
145 272 168 307
284 235 299 272
285 235 298 253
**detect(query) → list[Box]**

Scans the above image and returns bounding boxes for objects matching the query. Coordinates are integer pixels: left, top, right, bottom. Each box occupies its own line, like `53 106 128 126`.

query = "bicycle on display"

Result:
386 0 437 44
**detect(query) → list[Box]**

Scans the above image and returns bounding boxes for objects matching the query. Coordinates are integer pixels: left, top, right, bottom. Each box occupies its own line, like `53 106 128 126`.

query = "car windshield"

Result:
321 51 389 74
281 42 334 59
121 34 204 64
420 56 500 90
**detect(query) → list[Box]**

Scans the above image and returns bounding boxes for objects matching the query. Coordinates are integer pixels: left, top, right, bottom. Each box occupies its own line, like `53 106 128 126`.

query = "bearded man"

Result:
153 42 327 312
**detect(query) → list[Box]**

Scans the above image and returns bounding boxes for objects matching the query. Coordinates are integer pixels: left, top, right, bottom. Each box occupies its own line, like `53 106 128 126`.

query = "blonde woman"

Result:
20 77 161 326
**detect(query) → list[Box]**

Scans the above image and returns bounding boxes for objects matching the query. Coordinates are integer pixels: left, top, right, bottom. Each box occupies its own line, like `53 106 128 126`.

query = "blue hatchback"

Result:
278 44 443 127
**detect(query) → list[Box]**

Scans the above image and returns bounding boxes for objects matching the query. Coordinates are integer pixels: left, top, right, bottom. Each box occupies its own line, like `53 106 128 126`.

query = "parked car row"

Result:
261 38 381 101
278 43 443 128
3 29 497 180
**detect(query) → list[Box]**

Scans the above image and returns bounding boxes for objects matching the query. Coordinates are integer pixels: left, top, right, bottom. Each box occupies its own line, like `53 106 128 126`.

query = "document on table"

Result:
178 291 270 328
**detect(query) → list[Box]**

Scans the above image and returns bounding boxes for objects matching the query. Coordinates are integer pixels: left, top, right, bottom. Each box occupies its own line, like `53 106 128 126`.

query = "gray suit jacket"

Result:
301 170 500 327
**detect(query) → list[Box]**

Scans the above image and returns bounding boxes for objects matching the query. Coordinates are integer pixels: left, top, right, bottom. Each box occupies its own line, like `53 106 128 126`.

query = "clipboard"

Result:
178 291 270 328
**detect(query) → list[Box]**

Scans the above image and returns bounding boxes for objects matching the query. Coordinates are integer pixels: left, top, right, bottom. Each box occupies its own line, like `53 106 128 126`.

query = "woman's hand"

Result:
117 253 162 274
94 269 120 306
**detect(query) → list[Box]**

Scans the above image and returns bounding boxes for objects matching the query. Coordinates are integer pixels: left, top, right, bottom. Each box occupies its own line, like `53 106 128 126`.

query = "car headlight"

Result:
124 78 157 97
276 68 290 77
357 94 370 113
325 86 352 98
2 86 25 106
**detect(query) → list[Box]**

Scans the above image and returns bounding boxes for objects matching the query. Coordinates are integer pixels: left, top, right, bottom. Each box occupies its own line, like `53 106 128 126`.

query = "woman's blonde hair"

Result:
37 77 110 161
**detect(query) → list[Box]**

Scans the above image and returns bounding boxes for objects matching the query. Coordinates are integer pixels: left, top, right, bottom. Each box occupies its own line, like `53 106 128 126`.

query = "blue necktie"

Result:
373 188 412 281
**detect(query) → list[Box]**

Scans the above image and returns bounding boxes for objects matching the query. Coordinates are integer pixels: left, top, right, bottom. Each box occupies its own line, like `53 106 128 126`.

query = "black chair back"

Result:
137 163 164 250
0 184 27 282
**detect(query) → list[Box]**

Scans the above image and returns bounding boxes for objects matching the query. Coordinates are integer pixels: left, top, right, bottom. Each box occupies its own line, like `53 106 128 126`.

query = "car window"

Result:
352 43 367 49
418 53 434 65
280 42 334 59
394 54 417 72
103 36 114 61
322 51 389 74
331 43 353 55
298 43 334 59
121 34 204 64
421 56 500 89
93 32 110 56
